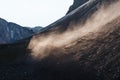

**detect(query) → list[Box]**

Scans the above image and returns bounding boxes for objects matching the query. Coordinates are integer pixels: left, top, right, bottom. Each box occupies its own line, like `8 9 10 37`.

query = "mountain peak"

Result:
67 0 89 14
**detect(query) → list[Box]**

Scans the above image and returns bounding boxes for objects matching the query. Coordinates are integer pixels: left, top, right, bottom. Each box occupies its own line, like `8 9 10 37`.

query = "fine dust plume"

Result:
28 1 120 59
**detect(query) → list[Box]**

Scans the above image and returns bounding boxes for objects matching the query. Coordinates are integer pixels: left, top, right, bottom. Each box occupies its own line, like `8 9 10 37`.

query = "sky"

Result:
0 0 73 27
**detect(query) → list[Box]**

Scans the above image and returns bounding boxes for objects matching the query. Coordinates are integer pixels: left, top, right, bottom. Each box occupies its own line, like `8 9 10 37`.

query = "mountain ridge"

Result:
0 18 42 44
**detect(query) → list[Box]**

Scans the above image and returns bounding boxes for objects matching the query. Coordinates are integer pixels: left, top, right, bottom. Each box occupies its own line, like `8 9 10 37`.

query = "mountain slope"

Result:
0 18 34 44
0 0 120 80
28 0 120 80
0 18 43 44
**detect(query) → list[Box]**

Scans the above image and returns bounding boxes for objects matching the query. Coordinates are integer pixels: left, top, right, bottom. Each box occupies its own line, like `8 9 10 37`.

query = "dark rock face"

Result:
0 18 39 44
67 0 89 14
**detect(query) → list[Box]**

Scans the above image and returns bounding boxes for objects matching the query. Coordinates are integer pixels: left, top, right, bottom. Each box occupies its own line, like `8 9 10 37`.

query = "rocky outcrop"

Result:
67 0 89 14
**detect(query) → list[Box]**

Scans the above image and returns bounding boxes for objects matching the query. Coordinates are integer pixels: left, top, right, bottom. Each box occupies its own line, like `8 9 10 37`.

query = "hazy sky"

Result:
0 0 73 27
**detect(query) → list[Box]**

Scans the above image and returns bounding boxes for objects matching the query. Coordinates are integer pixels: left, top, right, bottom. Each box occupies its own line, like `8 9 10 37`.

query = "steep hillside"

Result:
29 16 120 80
28 0 120 80
0 0 120 80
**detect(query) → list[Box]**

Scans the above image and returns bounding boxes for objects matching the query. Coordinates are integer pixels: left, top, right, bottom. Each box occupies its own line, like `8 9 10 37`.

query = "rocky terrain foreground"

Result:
0 0 120 80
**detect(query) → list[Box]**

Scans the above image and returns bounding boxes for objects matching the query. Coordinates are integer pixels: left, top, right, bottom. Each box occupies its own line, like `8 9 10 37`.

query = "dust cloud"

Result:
28 1 120 59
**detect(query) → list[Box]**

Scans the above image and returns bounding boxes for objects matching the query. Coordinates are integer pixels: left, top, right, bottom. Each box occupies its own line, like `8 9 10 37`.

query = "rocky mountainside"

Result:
0 18 42 44
0 0 120 80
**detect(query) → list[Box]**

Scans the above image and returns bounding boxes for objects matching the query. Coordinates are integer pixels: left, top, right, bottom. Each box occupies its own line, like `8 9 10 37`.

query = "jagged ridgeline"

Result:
0 0 120 80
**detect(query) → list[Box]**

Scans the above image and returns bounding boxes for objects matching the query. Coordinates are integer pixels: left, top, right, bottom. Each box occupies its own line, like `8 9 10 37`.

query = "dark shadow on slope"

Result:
0 37 31 64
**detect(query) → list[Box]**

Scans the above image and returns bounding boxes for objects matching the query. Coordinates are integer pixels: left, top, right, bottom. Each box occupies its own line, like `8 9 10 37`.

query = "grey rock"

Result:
67 0 89 14
0 18 34 44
